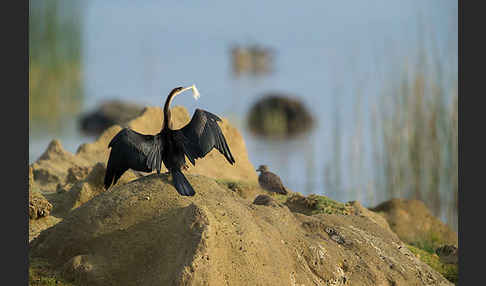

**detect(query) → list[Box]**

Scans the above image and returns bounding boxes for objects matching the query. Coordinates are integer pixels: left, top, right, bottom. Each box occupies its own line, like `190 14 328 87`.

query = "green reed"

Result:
29 0 84 126
324 40 457 229
373 56 458 224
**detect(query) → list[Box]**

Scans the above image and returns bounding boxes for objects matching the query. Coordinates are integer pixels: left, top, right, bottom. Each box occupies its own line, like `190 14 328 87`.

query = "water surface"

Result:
29 0 458 229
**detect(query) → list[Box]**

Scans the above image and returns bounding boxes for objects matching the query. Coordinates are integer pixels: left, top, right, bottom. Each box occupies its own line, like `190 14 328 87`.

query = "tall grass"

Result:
323 89 342 200
373 52 458 228
324 44 458 230
29 0 84 126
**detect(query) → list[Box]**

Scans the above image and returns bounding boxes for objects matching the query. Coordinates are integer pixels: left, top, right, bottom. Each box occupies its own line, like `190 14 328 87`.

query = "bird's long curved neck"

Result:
162 91 177 130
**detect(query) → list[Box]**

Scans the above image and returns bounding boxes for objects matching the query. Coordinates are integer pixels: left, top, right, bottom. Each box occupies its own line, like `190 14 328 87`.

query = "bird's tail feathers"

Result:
172 170 195 196
104 165 114 190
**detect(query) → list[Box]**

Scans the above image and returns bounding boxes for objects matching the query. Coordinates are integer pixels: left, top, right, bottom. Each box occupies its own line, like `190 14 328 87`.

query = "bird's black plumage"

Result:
104 86 235 196
177 109 235 166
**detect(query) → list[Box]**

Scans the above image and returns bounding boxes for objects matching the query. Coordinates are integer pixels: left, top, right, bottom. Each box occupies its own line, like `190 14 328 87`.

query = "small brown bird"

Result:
256 165 289 195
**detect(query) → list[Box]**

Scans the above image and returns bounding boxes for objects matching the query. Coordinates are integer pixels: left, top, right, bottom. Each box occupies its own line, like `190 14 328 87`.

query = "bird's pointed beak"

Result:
180 86 192 93
190 84 200 100
181 84 200 100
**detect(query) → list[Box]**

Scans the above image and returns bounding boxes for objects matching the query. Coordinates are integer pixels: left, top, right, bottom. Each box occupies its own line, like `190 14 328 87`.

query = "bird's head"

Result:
168 85 200 101
170 86 185 95
256 165 268 172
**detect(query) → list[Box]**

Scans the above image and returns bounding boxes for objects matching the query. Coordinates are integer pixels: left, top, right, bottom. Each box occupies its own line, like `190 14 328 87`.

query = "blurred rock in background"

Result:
79 100 144 136
231 44 274 77
247 93 315 138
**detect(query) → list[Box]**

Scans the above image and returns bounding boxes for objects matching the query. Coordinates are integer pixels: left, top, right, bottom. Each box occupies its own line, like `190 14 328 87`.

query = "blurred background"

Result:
29 0 458 230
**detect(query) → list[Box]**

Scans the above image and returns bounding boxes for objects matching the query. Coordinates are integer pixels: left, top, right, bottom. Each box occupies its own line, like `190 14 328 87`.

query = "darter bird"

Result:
104 85 235 196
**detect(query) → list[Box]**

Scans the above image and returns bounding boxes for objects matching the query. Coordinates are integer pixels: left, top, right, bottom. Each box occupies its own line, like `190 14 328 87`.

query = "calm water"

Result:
29 0 458 228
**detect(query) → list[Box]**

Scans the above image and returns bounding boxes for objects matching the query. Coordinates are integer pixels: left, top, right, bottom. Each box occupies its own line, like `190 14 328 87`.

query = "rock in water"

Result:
247 93 314 138
79 100 144 136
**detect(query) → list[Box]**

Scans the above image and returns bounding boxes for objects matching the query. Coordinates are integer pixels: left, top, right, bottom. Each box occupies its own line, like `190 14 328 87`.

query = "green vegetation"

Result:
29 257 74 286
374 65 458 216
284 193 352 216
409 231 444 254
406 244 458 284
215 179 351 216
29 1 84 125
303 194 351 215
272 193 289 204
324 40 458 229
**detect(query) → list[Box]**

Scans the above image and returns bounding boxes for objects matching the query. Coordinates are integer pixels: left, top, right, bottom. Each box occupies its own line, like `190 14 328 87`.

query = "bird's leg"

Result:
154 169 169 176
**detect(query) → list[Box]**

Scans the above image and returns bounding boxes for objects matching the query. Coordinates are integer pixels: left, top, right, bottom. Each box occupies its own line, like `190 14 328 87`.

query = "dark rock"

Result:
247 94 314 138
324 227 346 245
435 245 458 264
253 194 278 207
79 100 144 135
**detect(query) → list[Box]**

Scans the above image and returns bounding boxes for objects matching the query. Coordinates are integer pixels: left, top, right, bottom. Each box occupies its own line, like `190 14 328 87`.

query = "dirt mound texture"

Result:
29 105 455 285
371 199 458 251
29 106 256 242
30 175 452 286
29 189 53 220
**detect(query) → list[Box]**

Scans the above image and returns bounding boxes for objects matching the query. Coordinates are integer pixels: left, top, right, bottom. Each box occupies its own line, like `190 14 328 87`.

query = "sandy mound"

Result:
371 199 458 251
29 104 456 285
30 175 452 286
31 139 93 194
29 189 53 220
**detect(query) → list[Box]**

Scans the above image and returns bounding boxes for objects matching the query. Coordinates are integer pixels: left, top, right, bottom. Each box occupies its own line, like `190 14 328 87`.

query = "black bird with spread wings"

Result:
104 85 235 196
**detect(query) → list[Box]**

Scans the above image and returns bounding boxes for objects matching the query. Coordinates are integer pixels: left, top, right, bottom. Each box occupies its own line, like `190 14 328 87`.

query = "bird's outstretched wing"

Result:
105 128 163 189
108 128 163 171
175 109 235 166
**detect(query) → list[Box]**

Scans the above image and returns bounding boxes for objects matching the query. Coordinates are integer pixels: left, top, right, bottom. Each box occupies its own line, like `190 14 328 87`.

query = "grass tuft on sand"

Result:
29 257 74 286
406 244 458 284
